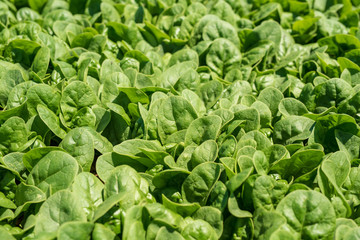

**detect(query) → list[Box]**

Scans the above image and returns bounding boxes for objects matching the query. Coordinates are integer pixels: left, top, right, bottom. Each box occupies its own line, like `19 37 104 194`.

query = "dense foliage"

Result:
1 0 360 239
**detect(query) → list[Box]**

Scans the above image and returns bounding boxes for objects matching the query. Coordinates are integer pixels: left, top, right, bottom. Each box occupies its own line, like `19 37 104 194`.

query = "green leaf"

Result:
0 117 29 155
276 190 336 239
271 149 324 180
161 194 200 217
185 115 222 146
60 81 98 125
71 173 103 220
273 116 315 144
0 191 16 209
60 128 95 172
57 221 94 240
34 190 87 234
181 219 218 240
252 175 288 211
182 162 223 205
37 104 67 139
158 96 198 143
206 38 241 77
26 151 78 195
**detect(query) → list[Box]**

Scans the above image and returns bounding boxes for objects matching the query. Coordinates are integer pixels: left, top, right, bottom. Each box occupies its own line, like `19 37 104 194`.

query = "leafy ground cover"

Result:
1 0 360 239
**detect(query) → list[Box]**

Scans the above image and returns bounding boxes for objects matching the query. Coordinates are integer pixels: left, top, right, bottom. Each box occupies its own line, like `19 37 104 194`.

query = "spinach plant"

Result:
1 0 360 239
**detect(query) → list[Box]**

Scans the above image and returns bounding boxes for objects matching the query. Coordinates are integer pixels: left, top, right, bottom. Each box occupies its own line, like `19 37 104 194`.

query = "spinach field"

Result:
1 0 360 239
